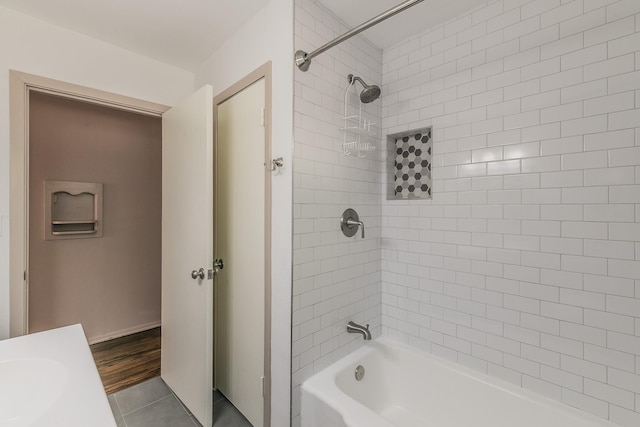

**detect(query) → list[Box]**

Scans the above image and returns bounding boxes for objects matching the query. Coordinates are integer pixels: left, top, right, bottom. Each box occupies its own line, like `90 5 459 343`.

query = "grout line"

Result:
120 394 174 417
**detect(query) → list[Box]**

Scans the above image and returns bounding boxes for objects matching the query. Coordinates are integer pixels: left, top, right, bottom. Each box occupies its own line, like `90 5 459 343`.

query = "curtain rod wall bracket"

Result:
294 0 424 72
295 50 311 72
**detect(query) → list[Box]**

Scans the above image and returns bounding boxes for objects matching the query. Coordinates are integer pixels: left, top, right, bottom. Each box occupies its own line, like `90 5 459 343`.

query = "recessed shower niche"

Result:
44 180 103 240
387 127 433 200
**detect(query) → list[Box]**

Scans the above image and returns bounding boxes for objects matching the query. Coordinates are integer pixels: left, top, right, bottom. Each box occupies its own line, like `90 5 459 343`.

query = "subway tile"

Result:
608 259 640 280
504 233 541 251
541 102 583 124
610 405 640 427
540 268 583 290
584 129 635 151
522 58 561 81
487 159 521 175
585 54 635 82
521 25 560 51
608 71 640 94
504 173 540 189
562 254 608 275
522 188 562 204
561 321 607 346
562 221 608 239
505 48 542 71
584 92 635 116
522 343 560 368
561 114 608 137
608 31 640 58
560 288 606 310
488 129 521 146
541 170 583 187
541 33 583 60
609 109 640 131
540 136 583 156
541 236 584 255
584 308 635 334
585 379 635 409
610 185 640 203
522 123 561 142
522 90 560 112
607 331 640 355
584 274 635 297
608 367 640 394
585 239 635 260
541 68 583 92
606 0 640 22
562 186 608 204
520 313 560 335
541 205 583 221
584 16 635 46
583 167 635 186
522 220 561 237
584 204 635 222
561 79 608 103
561 43 608 71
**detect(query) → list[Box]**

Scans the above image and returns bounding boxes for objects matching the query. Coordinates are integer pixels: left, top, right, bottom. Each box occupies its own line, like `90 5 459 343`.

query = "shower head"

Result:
348 74 381 103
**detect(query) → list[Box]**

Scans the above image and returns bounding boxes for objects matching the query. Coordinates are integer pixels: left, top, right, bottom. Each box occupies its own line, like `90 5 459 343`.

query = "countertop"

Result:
0 324 117 427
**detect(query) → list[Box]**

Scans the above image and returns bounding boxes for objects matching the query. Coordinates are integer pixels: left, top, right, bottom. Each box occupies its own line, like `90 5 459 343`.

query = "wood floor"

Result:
90 327 161 395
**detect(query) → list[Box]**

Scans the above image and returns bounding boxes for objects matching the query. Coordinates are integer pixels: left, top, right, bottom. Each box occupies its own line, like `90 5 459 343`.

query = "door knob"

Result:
191 268 205 280
213 259 224 274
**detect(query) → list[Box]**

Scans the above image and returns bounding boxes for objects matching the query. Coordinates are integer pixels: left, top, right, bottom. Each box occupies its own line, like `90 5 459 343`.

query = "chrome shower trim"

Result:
295 0 425 71
347 74 381 103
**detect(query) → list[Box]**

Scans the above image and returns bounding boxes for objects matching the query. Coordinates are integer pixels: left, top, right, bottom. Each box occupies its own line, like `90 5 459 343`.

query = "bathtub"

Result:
301 337 618 427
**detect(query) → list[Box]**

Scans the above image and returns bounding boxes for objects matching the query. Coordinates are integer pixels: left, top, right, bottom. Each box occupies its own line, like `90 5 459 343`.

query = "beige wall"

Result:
28 91 161 343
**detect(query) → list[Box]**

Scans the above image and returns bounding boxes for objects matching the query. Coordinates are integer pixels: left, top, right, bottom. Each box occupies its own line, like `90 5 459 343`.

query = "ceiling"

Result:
0 0 489 70
0 0 272 70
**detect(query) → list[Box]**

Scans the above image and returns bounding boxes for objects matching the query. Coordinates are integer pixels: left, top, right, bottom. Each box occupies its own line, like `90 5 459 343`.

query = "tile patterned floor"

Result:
108 376 253 427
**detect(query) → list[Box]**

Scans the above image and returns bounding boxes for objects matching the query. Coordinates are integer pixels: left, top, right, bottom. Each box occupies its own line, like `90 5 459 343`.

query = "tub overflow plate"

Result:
355 365 365 381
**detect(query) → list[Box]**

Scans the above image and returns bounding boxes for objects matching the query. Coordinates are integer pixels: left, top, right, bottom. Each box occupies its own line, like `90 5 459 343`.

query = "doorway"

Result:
214 73 270 427
27 90 162 344
160 64 273 427
9 68 273 427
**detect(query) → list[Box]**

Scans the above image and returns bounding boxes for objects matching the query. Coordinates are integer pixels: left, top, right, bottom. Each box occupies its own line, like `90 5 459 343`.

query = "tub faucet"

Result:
347 321 371 340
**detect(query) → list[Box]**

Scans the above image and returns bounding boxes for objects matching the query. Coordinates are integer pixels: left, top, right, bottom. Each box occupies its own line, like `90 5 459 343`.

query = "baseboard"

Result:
88 321 161 345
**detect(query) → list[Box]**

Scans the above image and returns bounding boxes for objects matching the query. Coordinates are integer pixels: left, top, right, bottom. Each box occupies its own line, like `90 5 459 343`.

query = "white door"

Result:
215 78 266 427
161 85 214 427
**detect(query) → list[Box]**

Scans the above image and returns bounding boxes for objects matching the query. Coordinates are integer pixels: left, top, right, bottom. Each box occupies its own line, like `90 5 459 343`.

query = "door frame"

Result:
8 70 168 337
213 61 273 427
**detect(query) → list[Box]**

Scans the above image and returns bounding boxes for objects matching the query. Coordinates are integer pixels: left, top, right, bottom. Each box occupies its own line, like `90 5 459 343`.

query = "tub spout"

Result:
347 321 371 340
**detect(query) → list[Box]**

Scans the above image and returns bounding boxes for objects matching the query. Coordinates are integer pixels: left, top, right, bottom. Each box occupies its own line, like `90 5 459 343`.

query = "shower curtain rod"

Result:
294 0 425 72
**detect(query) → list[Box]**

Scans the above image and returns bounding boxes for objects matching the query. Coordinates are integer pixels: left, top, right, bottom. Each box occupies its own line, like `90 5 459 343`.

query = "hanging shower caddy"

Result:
341 77 377 157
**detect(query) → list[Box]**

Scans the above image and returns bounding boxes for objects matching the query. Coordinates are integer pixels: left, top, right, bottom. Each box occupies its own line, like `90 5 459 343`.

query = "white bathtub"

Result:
302 337 618 427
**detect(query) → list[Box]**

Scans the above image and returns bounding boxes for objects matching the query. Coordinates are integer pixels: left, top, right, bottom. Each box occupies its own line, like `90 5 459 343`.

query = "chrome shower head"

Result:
348 74 381 103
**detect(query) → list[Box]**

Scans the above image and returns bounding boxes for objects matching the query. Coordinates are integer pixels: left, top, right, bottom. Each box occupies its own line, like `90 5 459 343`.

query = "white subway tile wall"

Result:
292 0 383 425
294 0 640 426
381 0 640 426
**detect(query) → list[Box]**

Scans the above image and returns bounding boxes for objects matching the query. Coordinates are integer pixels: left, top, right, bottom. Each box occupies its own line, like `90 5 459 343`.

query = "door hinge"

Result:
261 376 265 397
24 271 27 281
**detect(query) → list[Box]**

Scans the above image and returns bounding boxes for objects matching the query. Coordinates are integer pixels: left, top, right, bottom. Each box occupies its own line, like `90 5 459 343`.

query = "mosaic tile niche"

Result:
388 127 432 200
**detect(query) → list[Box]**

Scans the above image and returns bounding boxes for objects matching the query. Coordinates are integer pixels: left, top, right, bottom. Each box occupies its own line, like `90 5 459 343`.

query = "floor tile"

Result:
107 394 126 427
123 395 196 427
114 376 173 415
213 398 253 427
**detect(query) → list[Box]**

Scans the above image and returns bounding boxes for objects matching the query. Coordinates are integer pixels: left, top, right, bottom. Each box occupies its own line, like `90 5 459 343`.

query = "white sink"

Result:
0 324 116 427
0 358 68 426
